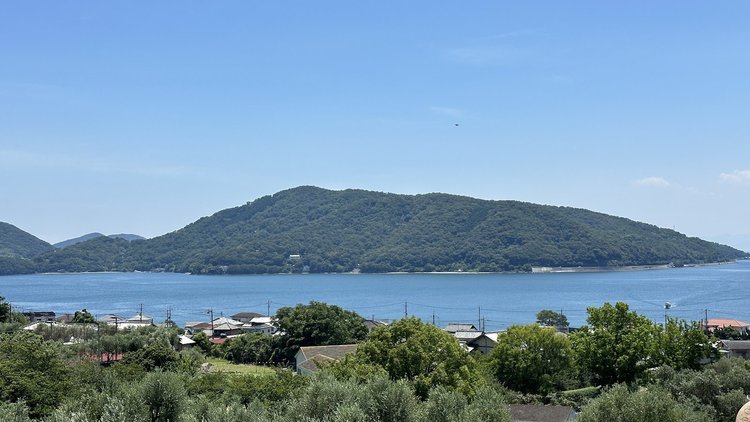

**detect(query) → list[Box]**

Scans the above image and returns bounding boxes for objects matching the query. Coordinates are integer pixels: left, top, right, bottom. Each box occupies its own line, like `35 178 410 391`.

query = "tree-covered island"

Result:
0 187 746 275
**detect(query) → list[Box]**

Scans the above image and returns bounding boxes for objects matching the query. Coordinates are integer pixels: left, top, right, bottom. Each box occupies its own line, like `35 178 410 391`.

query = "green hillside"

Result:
0 222 54 275
0 222 53 259
27 186 746 275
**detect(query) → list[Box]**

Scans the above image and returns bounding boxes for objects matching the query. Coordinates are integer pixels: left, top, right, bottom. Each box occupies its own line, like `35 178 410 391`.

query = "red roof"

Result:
707 319 750 329
209 338 227 344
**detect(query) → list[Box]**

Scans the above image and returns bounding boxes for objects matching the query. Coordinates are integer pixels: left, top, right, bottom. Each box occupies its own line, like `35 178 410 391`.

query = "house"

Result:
98 314 128 328
444 323 478 333
186 317 244 337
114 313 155 330
295 344 358 375
452 330 499 354
126 312 154 325
185 321 213 336
213 322 244 337
454 330 483 343
242 323 276 335
466 332 499 354
705 318 750 332
22 311 56 323
364 319 388 332
249 316 273 326
238 316 277 334
231 311 265 324
212 317 245 337
56 314 75 323
719 340 750 359
177 335 196 351
508 404 576 422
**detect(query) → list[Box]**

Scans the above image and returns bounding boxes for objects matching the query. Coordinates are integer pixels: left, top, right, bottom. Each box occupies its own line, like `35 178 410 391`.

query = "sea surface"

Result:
1 260 749 331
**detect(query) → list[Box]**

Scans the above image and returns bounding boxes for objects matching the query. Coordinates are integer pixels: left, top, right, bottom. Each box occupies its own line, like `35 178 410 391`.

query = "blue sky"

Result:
1 2 749 250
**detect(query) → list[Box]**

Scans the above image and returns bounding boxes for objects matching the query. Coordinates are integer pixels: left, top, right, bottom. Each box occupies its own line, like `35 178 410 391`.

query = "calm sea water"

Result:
1 260 748 332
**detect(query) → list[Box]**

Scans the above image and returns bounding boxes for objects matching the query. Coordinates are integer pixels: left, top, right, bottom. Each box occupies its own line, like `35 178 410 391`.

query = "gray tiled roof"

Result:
454 330 483 342
445 323 478 333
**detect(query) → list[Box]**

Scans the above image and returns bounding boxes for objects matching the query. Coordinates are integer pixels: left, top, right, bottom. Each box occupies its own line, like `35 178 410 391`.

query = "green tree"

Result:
223 332 274 364
141 371 186 422
283 374 424 422
424 385 512 422
652 357 750 422
489 324 575 394
191 331 212 354
571 302 661 385
654 318 713 371
0 295 11 322
274 301 368 362
535 309 569 329
0 332 70 417
577 384 709 422
122 341 179 371
353 317 482 397
72 308 97 324
228 369 309 406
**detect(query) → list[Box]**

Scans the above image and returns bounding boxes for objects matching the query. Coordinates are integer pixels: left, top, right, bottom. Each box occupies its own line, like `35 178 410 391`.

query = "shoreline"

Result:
17 259 745 277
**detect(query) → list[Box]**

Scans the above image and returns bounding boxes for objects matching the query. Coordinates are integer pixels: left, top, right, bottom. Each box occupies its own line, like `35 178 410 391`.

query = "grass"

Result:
205 357 277 376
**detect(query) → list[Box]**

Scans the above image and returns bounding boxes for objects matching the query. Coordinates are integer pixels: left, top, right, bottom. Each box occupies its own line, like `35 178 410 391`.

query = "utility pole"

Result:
96 322 102 365
113 316 119 361
705 309 709 331
478 306 481 330
207 308 214 337
560 308 566 332
664 302 671 329
404 301 408 318
267 300 271 317
432 309 436 326
139 304 143 323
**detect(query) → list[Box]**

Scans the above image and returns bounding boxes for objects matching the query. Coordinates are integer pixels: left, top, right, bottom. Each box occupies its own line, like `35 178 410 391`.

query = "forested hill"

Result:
26 186 747 275
0 222 54 275
0 222 52 259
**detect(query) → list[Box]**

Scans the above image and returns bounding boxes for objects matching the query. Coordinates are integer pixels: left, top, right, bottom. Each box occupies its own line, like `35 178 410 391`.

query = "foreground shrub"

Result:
0 401 31 422
577 384 709 422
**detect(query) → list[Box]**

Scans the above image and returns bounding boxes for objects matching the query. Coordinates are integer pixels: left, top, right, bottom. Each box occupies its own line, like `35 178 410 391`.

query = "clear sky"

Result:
1 2 749 250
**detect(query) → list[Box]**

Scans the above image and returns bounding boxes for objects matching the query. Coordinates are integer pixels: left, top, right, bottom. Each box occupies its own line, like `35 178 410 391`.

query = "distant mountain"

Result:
109 233 146 242
0 222 53 259
54 233 106 249
27 186 748 275
54 233 146 249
